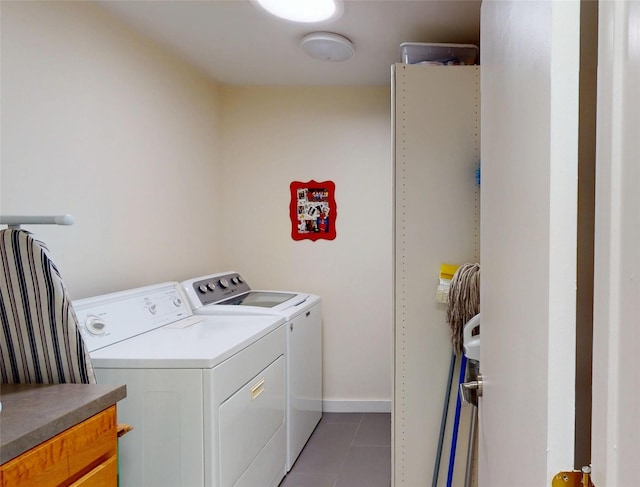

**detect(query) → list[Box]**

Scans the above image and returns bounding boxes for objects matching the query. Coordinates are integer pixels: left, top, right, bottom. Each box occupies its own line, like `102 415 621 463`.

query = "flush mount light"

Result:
300 32 354 62
252 0 343 23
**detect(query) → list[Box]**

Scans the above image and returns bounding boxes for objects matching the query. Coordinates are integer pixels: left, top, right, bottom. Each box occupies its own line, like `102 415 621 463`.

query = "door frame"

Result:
591 1 640 485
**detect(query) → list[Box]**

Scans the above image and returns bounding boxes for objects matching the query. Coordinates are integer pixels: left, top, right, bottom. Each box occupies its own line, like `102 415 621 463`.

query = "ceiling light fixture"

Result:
252 0 343 23
300 32 354 62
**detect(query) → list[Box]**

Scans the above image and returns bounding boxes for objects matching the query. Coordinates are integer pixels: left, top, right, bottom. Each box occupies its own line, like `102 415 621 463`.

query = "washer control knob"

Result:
148 304 157 315
207 282 216 291
218 278 229 289
173 297 183 307
237 276 244 283
231 277 239 285
85 316 107 336
198 284 208 293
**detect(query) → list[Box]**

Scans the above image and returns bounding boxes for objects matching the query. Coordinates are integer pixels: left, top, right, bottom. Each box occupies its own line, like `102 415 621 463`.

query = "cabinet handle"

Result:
250 378 265 400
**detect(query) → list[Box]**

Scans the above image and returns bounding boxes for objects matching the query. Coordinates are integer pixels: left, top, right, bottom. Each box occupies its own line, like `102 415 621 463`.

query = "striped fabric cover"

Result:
0 229 95 384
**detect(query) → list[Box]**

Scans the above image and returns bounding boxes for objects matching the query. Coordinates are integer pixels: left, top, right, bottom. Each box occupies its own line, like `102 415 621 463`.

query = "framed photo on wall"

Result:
289 180 336 241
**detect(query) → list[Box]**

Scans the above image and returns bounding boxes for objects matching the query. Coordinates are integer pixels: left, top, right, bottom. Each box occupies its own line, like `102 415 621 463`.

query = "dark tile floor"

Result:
279 412 391 487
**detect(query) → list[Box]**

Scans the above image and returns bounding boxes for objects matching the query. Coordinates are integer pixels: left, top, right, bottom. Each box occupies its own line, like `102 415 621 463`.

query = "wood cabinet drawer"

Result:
66 406 117 479
1 406 117 487
69 455 117 487
0 434 68 487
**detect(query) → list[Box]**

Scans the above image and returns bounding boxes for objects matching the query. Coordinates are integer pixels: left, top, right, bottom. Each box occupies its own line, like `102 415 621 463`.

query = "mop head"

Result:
446 263 480 355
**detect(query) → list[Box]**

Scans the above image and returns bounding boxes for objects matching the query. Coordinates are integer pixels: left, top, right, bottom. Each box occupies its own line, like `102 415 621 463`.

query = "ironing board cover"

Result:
0 229 96 384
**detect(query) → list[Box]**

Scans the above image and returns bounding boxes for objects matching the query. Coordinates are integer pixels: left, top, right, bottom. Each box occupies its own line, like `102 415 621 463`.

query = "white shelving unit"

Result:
392 63 480 487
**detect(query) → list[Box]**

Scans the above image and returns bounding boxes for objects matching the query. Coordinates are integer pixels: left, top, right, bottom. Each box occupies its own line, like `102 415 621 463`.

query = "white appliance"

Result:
73 282 287 487
463 313 480 362
181 272 322 471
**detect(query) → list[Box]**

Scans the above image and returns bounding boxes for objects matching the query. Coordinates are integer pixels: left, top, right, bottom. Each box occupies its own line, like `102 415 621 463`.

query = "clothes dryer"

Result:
181 272 322 471
74 282 286 487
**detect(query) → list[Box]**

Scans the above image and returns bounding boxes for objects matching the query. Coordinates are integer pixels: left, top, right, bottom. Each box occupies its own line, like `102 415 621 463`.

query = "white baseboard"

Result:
322 400 391 413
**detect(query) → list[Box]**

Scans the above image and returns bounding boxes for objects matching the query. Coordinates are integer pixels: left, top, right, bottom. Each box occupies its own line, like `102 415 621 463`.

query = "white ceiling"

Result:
95 0 481 86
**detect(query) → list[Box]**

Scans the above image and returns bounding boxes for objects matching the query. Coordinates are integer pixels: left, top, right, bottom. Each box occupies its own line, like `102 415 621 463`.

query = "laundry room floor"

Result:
279 412 391 487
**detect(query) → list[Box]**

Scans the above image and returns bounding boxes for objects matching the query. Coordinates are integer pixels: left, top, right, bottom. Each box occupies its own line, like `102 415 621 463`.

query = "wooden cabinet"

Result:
1 406 118 487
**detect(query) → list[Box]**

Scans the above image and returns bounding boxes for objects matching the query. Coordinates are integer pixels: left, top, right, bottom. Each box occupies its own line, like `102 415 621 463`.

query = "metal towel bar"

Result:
0 214 75 229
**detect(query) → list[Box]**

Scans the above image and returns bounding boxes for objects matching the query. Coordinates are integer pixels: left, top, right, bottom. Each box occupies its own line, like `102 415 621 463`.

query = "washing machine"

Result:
180 272 322 471
73 282 286 487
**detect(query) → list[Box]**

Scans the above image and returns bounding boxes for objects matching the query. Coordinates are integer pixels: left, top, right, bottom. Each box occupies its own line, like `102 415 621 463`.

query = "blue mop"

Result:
444 263 480 487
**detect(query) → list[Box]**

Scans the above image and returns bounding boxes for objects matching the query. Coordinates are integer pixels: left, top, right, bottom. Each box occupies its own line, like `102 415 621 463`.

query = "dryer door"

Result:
219 355 285 487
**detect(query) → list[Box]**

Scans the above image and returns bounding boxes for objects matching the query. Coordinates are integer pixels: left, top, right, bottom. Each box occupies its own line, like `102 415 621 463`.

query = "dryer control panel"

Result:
73 282 193 351
186 272 251 307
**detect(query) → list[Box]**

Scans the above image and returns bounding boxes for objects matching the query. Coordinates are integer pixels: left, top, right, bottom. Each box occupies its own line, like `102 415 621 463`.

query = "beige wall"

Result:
1 1 223 298
1 2 393 408
219 86 393 409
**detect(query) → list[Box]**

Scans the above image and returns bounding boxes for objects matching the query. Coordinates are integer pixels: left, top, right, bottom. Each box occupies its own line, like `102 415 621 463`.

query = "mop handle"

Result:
432 352 457 487
447 354 468 487
464 405 478 487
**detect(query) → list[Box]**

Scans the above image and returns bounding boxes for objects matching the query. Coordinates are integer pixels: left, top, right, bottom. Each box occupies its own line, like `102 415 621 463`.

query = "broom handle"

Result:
447 354 468 487
432 352 457 487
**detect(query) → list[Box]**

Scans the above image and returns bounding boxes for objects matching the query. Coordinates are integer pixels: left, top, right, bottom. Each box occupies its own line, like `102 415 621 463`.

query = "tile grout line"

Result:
332 413 366 487
352 413 365 446
352 413 392 448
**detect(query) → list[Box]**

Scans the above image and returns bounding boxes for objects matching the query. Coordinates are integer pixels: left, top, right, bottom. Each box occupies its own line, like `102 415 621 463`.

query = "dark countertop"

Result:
0 383 127 464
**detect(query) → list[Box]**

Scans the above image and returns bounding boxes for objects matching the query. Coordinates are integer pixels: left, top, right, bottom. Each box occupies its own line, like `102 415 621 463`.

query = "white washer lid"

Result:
196 292 321 321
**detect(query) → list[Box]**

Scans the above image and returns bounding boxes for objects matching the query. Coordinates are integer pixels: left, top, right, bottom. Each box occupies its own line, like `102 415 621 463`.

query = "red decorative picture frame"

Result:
290 180 336 241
